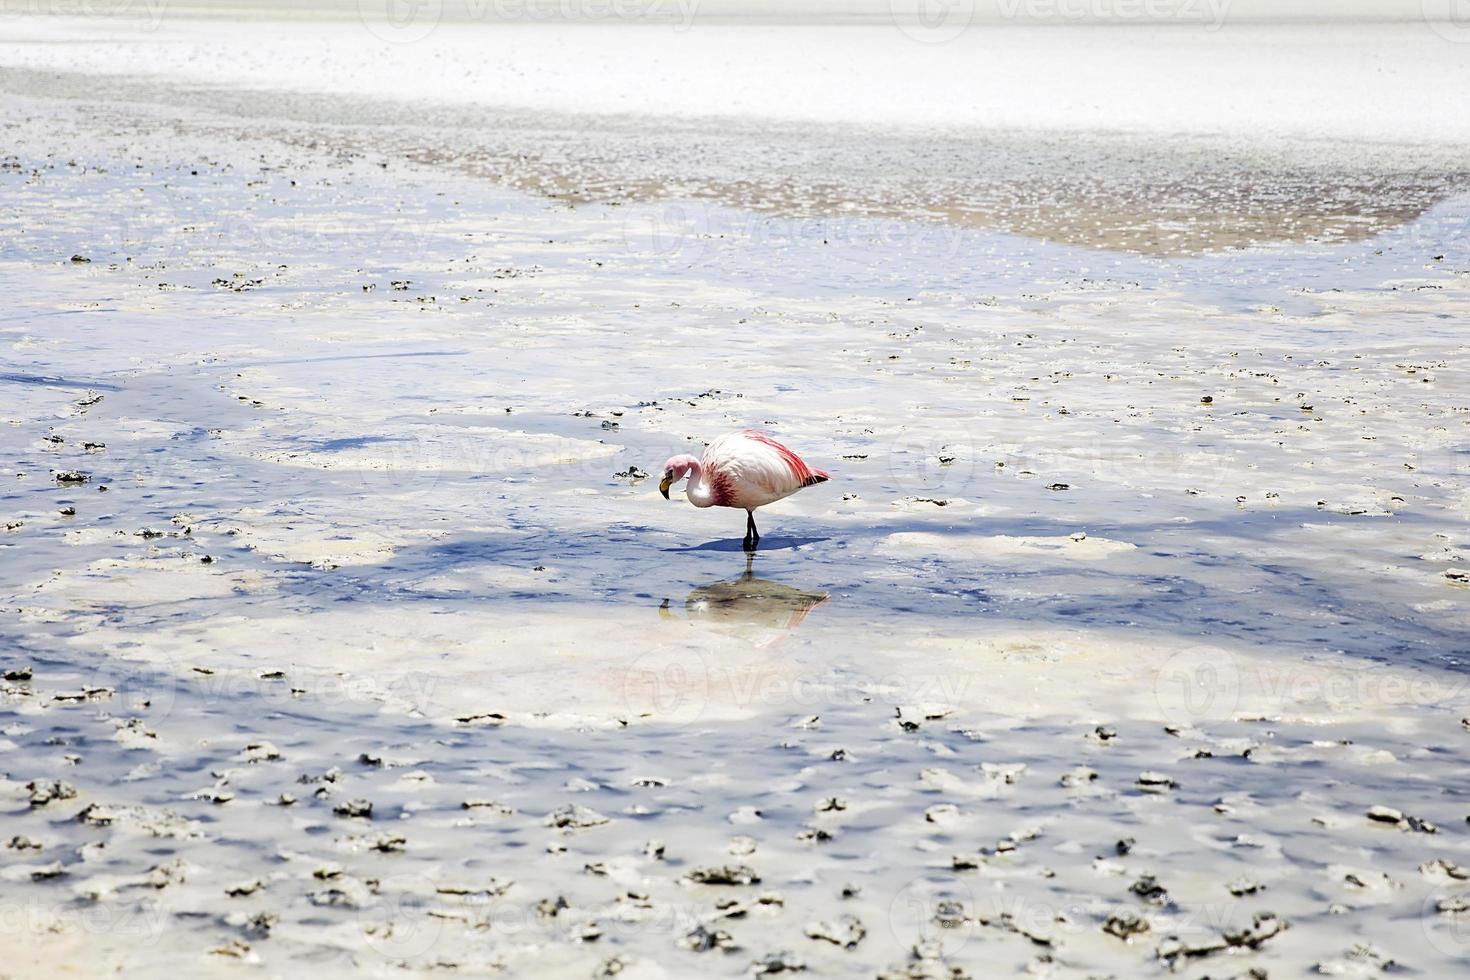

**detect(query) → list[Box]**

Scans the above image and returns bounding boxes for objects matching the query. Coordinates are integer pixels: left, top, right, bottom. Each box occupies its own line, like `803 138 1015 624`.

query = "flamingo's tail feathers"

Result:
802 469 830 488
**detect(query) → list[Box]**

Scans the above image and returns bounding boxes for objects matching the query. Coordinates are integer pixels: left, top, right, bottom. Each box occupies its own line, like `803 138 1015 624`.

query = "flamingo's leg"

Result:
743 510 759 552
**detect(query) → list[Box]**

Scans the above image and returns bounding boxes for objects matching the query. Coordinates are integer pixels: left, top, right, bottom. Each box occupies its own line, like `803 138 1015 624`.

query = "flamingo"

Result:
659 429 830 551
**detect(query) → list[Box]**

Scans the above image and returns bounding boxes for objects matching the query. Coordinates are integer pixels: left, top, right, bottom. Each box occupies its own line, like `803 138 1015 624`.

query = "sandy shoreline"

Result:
6 16 1470 257
2 11 1470 977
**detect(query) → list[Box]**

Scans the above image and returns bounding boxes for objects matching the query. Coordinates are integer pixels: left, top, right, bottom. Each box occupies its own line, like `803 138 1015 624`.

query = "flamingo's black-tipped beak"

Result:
659 472 673 499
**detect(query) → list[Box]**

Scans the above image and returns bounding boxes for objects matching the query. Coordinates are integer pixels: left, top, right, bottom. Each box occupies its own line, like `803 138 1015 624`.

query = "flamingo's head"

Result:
658 454 700 499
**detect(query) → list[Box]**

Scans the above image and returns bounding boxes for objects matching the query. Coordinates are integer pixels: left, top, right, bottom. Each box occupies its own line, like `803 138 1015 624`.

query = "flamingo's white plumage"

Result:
659 429 830 550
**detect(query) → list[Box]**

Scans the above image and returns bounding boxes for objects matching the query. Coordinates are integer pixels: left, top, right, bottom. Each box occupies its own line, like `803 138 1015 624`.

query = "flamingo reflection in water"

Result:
659 555 829 636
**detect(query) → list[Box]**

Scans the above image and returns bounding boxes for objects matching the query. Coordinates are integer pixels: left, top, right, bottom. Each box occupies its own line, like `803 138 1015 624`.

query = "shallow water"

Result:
2 13 1470 977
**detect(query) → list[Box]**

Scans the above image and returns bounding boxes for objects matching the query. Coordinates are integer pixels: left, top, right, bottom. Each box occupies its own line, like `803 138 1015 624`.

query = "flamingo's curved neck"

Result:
684 461 714 508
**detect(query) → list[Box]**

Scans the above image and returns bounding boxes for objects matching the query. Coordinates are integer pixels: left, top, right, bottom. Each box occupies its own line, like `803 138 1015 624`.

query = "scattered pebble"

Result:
685 865 761 886
1103 910 1150 940
750 951 805 975
804 914 865 949
1060 766 1098 787
546 804 610 829
1129 875 1169 905
27 780 77 808
224 878 263 897
1136 771 1177 792
680 925 737 953
332 799 373 819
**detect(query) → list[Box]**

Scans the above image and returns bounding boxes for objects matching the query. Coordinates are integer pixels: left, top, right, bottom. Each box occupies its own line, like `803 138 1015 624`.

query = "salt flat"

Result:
1 9 1469 978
